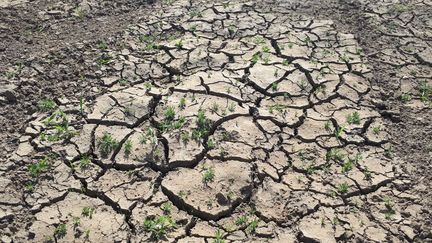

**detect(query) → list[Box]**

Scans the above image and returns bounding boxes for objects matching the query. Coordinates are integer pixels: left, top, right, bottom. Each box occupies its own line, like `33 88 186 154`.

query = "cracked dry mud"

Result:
1 0 431 242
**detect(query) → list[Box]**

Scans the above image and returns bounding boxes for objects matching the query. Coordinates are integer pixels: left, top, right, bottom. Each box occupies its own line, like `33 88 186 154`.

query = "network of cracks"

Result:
1 0 431 242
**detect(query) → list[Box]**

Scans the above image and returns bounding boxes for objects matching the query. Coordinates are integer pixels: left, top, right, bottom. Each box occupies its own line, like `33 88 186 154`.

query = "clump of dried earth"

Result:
0 0 431 242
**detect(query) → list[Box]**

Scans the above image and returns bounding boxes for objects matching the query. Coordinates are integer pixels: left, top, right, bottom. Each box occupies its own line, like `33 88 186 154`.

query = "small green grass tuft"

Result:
235 215 249 226
81 207 95 218
337 182 349 194
202 167 215 185
418 81 432 104
213 228 225 243
159 106 186 132
97 132 118 157
346 111 361 125
124 139 133 157
38 99 57 112
79 155 92 169
143 215 177 240
192 110 211 140
54 224 67 238
29 157 51 177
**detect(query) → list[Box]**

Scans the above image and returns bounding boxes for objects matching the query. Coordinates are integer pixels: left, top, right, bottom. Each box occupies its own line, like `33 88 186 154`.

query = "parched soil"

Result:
0 0 431 242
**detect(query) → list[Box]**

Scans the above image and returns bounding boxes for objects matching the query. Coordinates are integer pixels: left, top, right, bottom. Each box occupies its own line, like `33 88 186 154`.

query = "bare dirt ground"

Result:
0 0 431 242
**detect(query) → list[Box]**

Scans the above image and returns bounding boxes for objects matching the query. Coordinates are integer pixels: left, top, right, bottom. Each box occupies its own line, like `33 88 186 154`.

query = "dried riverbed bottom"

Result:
1 0 430 242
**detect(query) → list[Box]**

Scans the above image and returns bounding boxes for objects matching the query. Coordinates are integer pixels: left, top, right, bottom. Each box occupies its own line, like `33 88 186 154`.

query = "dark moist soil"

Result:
290 0 432 238
0 0 157 160
1 0 431 241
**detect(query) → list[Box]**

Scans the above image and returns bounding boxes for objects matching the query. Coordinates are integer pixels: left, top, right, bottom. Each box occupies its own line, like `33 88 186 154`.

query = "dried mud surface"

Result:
0 0 431 242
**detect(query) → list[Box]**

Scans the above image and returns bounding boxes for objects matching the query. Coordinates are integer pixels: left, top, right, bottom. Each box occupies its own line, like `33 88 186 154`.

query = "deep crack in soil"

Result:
0 0 431 242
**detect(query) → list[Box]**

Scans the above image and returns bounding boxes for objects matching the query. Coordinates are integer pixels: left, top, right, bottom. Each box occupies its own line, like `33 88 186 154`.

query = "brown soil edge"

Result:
292 1 432 239
0 0 431 241
0 0 157 159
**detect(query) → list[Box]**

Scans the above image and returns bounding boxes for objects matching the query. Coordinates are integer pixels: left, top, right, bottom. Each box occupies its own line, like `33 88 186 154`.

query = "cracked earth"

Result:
1 0 431 242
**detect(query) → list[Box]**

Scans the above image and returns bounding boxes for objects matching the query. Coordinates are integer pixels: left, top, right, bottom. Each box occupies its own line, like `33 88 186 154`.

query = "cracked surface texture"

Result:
0 0 431 242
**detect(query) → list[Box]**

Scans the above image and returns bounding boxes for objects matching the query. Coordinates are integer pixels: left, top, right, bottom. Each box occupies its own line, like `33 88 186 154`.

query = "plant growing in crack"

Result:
334 125 345 139
189 10 203 18
143 215 177 241
152 148 164 163
324 120 332 132
54 224 67 238
213 229 225 243
178 97 186 109
73 7 86 19
384 146 394 159
72 216 80 228
178 190 190 199
337 182 349 194
140 128 157 145
253 37 265 45
124 104 135 117
235 215 249 226
97 132 118 158
362 166 372 180
140 34 158 51
418 80 431 104
38 99 57 112
210 102 220 114
79 155 92 169
161 202 173 214
298 79 309 91
372 125 382 135
346 111 361 125
189 24 197 32
81 207 95 218
118 78 129 86
306 162 317 175
246 219 259 234
400 93 412 102
84 229 91 239
220 130 234 141
282 59 290 66
383 196 396 220
124 139 133 157
5 63 23 79
262 55 270 64
192 110 211 140
29 156 51 177
207 138 216 150
341 158 353 173
96 54 112 66
326 148 344 162
268 103 288 115
97 41 107 50
202 167 215 186
42 109 76 142
180 131 190 144
79 97 85 115
24 181 35 192
227 25 236 35
160 106 185 132
175 39 183 49
321 218 326 227
250 52 261 65
271 82 279 91
315 84 327 95
206 198 215 209
228 103 236 112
